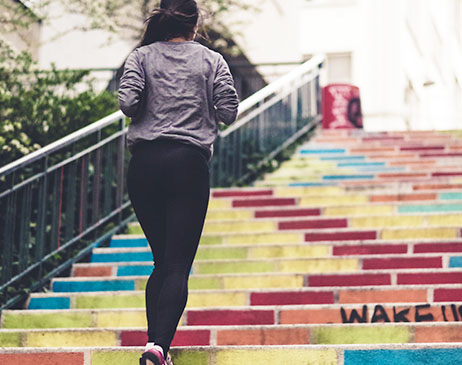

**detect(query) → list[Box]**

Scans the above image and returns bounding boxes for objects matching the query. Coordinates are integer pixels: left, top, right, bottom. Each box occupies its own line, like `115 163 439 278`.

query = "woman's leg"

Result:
152 144 210 355
127 141 210 357
127 143 168 344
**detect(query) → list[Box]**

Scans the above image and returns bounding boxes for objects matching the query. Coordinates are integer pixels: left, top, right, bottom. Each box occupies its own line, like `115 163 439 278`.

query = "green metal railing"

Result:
211 55 325 186
0 55 324 309
0 111 133 309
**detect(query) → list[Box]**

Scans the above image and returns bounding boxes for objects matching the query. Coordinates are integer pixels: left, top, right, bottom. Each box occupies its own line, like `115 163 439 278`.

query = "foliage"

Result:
0 40 118 166
0 0 42 34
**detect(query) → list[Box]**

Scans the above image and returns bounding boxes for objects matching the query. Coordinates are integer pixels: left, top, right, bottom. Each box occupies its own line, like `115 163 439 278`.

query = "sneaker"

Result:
165 353 174 365
139 347 164 365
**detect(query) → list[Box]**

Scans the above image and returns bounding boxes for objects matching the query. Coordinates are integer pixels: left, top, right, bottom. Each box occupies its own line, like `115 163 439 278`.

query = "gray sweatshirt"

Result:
118 41 239 157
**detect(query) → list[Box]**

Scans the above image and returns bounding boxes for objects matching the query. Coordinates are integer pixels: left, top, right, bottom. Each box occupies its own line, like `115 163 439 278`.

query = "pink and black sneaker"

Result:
139 347 174 365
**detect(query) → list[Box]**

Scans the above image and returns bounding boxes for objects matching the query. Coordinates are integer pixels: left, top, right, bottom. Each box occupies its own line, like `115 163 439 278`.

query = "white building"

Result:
232 0 462 131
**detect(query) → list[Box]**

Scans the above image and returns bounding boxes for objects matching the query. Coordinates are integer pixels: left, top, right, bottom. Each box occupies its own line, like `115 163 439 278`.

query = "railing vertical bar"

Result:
18 185 32 272
103 143 113 216
92 149 102 224
35 159 48 276
50 170 60 251
64 161 77 243
79 156 89 233
2 192 16 285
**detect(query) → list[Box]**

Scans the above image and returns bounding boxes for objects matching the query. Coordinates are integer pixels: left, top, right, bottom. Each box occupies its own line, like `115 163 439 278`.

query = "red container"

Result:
322 84 363 129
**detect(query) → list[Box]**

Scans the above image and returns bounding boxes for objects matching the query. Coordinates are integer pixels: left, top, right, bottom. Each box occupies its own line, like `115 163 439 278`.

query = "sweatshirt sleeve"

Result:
213 55 239 126
118 49 145 118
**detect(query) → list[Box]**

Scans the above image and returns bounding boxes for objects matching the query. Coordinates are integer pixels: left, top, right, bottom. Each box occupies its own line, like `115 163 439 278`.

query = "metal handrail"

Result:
224 55 325 137
0 111 131 310
211 54 325 186
0 111 125 176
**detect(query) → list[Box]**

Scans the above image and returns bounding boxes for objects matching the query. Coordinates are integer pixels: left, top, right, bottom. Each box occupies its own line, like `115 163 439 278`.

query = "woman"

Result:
118 1 239 364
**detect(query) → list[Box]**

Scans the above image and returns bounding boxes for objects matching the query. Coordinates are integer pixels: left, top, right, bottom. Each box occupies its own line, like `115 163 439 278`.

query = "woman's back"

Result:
119 40 238 156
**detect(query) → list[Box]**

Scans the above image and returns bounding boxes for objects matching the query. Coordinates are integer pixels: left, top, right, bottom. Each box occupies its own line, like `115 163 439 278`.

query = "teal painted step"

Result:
399 203 462 214
110 238 147 248
52 280 135 293
441 193 462 200
345 348 462 364
91 251 152 263
300 149 346 154
321 156 366 161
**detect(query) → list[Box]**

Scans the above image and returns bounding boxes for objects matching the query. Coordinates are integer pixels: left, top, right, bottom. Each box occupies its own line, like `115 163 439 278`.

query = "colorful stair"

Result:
3 129 462 364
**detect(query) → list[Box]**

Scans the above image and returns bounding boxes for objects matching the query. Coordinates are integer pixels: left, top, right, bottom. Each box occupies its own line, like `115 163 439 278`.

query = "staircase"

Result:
2 129 462 364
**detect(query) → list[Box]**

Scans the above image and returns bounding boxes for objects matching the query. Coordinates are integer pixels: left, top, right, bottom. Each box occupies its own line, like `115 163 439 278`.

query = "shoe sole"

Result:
139 352 162 365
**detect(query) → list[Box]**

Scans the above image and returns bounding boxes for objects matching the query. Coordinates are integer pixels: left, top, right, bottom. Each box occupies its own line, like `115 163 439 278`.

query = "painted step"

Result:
3 344 462 365
132 201 462 224
4 301 462 330
253 176 462 187
49 268 462 292
4 322 462 348
27 284 462 310
210 190 462 211
198 214 462 234
71 253 462 278
128 226 462 246
81 252 462 275
211 184 462 201
108 238 462 260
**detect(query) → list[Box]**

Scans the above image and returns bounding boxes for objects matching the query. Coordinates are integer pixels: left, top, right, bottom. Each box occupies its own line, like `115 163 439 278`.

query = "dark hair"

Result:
139 0 200 47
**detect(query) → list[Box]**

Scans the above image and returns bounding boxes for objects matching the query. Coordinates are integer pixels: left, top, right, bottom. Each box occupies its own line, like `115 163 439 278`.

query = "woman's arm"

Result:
118 49 145 118
213 55 239 126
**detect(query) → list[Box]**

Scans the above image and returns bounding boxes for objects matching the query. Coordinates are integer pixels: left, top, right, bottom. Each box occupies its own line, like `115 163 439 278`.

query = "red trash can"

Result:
322 84 363 129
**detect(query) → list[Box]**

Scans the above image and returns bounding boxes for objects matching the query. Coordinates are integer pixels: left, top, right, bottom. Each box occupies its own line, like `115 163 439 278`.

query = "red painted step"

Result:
398 272 462 285
421 153 462 158
434 289 462 302
400 146 445 151
362 257 443 270
414 242 462 253
212 190 273 198
307 273 391 287
279 218 348 230
432 172 462 177
255 208 321 218
250 291 334 306
305 231 377 242
333 244 408 256
232 198 296 208
186 309 275 326
121 329 211 347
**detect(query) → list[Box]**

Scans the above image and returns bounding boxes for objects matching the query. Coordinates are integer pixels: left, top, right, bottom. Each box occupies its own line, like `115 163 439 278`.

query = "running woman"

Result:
118 0 239 364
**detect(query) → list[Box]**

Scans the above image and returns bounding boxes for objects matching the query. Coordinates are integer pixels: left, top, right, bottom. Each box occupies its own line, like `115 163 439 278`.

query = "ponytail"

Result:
139 0 200 47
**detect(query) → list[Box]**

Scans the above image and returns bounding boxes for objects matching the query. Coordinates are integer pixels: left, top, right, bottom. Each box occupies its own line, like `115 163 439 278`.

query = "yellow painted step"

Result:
300 195 368 207
324 205 394 216
274 186 343 197
381 227 459 240
203 221 276 234
206 210 253 221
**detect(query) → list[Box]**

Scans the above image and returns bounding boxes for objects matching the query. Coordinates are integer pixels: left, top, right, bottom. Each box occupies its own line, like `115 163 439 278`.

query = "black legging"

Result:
127 139 210 356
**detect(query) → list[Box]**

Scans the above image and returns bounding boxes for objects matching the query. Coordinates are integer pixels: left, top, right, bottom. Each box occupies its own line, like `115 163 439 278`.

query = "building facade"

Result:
232 0 462 131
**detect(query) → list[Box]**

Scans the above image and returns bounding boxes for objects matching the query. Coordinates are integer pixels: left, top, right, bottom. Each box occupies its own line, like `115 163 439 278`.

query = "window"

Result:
326 53 352 84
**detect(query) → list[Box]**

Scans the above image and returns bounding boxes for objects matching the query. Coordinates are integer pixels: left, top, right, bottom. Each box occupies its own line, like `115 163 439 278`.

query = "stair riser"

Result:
26 286 462 310
49 270 462 293
4 324 462 348
6 302 462 330
3 346 462 365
